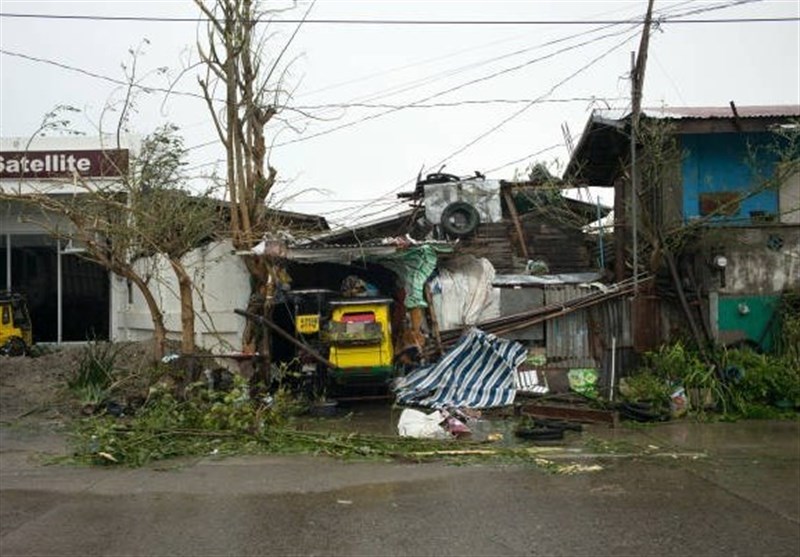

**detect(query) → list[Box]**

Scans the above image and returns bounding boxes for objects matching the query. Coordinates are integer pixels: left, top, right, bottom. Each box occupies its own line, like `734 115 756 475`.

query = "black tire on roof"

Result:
440 201 480 237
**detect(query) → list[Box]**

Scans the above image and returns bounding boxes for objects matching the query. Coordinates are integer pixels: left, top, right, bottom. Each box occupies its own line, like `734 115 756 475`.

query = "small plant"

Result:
67 341 126 407
619 372 671 412
723 347 800 410
641 342 707 380
776 292 800 369
634 342 723 416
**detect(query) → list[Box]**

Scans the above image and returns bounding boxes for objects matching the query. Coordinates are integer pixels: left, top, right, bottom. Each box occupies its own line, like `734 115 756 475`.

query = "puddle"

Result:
290 401 588 448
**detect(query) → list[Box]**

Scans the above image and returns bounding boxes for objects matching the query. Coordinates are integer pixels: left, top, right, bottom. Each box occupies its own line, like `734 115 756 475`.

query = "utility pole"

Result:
630 0 656 293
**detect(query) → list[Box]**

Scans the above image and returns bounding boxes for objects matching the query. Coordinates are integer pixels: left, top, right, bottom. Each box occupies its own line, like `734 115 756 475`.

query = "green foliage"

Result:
69 376 600 468
626 341 799 419
619 372 671 411
639 341 707 381
67 341 125 405
722 348 800 409
71 376 271 467
776 292 800 368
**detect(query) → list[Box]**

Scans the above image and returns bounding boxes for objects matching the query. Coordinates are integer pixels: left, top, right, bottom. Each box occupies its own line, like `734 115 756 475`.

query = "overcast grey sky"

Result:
1 0 798 226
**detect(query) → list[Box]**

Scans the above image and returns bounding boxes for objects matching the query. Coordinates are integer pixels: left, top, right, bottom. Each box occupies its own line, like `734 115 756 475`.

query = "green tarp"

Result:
368 244 450 309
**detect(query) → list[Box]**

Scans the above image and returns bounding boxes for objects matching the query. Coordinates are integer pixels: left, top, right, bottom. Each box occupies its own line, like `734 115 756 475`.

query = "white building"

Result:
1 135 253 350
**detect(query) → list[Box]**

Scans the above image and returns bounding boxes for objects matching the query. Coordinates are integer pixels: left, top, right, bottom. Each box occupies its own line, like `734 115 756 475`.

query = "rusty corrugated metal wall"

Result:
544 285 596 369
543 286 637 376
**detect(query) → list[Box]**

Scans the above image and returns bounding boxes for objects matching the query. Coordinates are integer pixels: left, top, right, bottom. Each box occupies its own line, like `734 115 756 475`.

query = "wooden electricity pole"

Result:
630 0 656 292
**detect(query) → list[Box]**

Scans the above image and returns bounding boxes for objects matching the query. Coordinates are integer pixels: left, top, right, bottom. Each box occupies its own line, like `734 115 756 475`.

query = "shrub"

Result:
67 341 126 406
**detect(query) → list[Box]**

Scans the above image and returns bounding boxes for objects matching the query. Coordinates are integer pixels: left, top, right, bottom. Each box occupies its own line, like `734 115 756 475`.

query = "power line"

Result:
329 1 768 221
0 48 210 102
185 22 642 152
293 97 628 110
273 24 639 149
0 12 796 25
182 97 620 152
274 1 766 124
0 49 622 112
287 1 692 110
338 30 637 224
437 32 638 170
270 1 769 149
483 142 567 175
0 2 766 153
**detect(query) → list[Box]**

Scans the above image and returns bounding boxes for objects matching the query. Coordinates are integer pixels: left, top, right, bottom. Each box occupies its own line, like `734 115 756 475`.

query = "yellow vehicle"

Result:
323 298 394 385
0 291 33 356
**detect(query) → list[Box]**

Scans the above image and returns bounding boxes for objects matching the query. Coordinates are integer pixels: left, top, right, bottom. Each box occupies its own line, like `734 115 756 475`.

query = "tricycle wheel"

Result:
1 337 27 357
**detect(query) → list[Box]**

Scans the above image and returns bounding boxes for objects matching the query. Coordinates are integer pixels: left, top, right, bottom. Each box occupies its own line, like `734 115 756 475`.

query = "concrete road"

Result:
1 420 798 556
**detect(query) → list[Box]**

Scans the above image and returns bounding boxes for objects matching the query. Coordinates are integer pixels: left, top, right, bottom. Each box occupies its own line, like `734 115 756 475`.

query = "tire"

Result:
1 337 27 357
440 201 480 237
420 172 461 185
514 425 565 441
617 401 668 423
533 418 583 432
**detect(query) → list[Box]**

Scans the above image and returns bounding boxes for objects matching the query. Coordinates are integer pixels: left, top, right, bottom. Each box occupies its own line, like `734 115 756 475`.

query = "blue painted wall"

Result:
680 132 779 223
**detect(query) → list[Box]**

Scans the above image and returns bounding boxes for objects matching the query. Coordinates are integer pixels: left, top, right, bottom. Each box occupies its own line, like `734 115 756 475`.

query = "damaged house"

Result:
564 104 800 353
276 172 623 396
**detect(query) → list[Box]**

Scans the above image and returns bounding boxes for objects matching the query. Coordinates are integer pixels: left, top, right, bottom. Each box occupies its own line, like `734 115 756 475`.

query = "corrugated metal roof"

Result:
642 105 800 120
591 104 800 122
564 104 800 185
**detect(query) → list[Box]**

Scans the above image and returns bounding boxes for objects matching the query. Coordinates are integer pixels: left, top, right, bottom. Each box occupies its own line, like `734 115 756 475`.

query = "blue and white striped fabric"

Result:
395 328 527 409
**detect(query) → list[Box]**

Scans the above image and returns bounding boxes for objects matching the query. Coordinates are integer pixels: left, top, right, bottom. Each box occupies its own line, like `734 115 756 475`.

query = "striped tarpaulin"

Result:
395 328 527 409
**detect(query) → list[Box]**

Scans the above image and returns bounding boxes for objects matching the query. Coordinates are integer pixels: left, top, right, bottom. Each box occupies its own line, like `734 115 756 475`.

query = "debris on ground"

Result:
397 407 474 439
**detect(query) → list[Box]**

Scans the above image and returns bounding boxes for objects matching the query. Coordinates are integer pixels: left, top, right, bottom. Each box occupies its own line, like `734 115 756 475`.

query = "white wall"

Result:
721 228 800 295
780 170 800 224
114 240 252 353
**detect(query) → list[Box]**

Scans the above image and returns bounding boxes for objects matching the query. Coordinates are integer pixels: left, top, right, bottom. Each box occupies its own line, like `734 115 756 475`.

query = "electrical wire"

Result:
287 0 690 102
482 142 567 175
181 23 639 152
0 48 210 102
335 30 639 224
1 0 780 223
291 97 629 110
272 24 640 149
270 0 769 149
0 1 763 153
267 1 762 133
329 0 771 221
435 31 639 172
181 97 624 152
0 12 794 25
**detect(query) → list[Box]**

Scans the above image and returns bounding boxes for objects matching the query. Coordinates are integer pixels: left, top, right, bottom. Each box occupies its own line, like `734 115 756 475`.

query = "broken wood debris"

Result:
431 274 650 354
518 403 619 427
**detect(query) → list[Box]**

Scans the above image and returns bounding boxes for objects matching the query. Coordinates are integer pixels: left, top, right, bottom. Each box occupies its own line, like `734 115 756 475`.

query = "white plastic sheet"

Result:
430 255 500 331
397 408 448 439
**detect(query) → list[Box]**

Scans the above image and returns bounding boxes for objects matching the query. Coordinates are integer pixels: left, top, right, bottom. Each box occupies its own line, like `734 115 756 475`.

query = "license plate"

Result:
296 314 320 334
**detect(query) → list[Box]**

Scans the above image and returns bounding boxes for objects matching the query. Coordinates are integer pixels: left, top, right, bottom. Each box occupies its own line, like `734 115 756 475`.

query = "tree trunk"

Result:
169 258 196 355
126 271 167 360
240 254 276 390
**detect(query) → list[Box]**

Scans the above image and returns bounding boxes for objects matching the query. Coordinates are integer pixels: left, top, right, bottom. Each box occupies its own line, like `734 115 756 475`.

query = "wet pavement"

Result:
1 410 798 556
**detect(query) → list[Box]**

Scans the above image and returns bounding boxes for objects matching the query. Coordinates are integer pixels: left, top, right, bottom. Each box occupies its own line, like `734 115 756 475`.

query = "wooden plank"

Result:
503 190 530 260
424 283 444 357
518 403 619 426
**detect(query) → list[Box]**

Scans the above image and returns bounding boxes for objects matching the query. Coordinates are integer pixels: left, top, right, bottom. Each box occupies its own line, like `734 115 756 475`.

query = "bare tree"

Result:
193 0 311 361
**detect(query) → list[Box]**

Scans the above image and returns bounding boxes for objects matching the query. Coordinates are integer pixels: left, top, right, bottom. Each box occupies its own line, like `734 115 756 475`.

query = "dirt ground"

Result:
0 341 159 426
